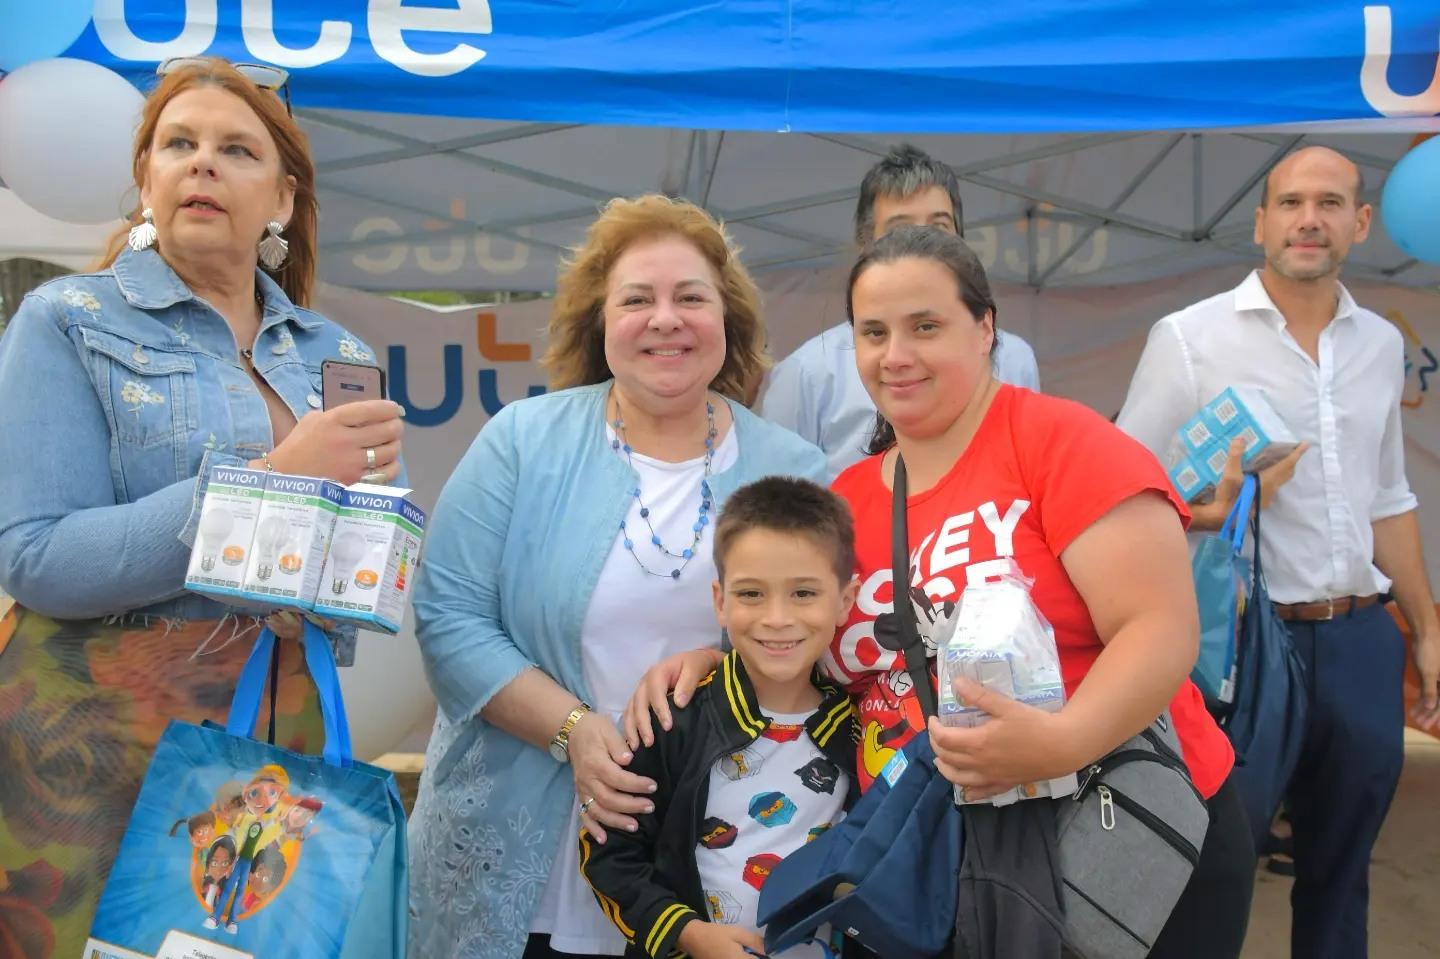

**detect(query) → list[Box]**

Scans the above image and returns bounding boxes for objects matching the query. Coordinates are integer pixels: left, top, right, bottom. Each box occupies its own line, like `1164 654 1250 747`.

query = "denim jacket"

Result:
0 247 386 661
406 381 827 959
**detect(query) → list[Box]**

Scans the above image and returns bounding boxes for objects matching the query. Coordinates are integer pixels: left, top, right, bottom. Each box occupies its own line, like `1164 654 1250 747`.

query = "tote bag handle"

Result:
1218 473 1258 555
227 618 354 767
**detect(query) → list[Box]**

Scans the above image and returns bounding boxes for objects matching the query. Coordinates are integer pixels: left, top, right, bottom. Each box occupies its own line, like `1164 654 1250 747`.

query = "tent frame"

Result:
303 114 1418 291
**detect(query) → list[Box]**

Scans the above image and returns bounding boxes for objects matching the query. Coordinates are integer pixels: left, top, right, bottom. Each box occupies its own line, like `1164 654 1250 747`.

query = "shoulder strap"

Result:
1249 472 1268 593
891 455 939 720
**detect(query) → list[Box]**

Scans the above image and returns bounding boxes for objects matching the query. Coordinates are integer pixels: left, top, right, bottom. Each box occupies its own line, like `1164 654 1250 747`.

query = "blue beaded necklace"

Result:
610 395 718 581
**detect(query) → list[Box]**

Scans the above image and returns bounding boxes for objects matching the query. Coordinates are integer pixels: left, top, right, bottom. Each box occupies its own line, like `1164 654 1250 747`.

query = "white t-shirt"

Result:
531 424 740 954
696 711 850 959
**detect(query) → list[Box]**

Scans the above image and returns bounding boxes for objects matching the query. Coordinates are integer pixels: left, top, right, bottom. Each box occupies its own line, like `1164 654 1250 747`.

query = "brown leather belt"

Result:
1273 594 1380 622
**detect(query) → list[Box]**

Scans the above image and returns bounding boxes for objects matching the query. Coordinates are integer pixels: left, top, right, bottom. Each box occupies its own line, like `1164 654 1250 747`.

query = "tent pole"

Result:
701 133 726 209
309 111 833 251
311 120 576 175
795 133 1181 239
1035 133 1186 288
1197 135 1305 238
961 171 1184 240
1235 133 1398 174
1026 206 1038 287
808 131 1143 172
1192 134 1204 236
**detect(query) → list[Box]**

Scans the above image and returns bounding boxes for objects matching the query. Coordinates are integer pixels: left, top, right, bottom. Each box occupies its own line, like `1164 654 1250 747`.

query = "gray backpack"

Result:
953 713 1207 959
1056 713 1209 959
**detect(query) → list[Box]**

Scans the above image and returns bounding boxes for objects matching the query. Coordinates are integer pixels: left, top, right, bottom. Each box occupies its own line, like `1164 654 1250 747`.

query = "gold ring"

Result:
365 447 377 469
580 797 596 815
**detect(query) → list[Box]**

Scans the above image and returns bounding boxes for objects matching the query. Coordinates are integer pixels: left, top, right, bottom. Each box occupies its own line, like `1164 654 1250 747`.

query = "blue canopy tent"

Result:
41 1 1440 291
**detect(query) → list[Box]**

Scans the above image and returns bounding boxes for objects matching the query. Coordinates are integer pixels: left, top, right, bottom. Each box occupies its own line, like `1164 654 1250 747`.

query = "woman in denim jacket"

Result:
0 59 404 957
407 196 826 959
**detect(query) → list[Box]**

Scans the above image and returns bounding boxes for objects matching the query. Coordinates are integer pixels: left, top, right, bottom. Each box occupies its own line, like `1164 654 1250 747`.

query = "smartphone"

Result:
321 359 387 410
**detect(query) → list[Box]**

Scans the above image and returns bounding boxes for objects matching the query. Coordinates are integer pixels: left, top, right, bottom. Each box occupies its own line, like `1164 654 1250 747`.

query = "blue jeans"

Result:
1283 602 1406 959
212 854 254 925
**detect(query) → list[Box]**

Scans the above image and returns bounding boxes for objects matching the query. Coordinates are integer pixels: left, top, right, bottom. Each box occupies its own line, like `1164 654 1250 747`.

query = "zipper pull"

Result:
1073 764 1102 799
1098 785 1116 831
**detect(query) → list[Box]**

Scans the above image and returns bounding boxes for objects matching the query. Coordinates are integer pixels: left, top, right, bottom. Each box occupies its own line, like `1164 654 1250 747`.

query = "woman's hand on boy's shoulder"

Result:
571 711 658 844
623 646 725 749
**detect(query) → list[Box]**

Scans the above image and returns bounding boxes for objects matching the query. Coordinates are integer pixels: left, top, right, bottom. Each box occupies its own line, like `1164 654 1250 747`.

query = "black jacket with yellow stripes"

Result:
578 649 859 959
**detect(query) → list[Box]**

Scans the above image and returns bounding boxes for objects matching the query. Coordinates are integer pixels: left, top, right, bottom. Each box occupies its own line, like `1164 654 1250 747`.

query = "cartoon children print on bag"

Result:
167 763 324 935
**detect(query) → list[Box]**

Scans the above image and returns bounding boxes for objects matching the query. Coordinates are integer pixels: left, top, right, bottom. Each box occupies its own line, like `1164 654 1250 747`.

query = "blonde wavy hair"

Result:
541 195 768 402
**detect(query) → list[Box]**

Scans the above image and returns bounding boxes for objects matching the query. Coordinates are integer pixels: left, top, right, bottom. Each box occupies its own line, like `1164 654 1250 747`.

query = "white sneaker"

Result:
225 922 238 935
202 917 218 930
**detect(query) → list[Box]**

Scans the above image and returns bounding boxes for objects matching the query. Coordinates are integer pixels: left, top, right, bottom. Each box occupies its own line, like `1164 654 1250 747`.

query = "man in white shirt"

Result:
761 144 1040 478
1117 146 1440 959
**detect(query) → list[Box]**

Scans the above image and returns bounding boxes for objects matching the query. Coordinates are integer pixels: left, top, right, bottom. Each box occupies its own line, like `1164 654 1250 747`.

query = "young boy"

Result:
580 477 861 959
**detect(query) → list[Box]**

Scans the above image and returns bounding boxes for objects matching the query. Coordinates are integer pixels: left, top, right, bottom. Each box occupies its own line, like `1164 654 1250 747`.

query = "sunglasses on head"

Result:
156 57 293 116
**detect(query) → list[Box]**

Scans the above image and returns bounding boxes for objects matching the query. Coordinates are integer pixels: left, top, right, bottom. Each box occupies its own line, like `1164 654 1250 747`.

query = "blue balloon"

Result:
0 1 93 72
1381 137 1440 265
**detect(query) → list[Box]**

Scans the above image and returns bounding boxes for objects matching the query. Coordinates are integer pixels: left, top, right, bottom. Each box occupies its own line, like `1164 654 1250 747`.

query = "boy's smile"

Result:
713 527 858 714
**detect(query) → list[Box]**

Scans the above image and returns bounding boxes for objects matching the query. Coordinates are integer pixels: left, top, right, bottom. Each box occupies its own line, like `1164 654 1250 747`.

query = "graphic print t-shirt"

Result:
695 713 849 958
827 386 1234 797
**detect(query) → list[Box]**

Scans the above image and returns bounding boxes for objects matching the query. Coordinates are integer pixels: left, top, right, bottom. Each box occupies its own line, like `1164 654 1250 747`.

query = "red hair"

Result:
95 57 318 306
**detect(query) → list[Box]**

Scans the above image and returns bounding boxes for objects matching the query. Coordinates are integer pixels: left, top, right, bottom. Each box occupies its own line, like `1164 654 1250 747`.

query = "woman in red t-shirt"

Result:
838 226 1252 958
626 227 1254 957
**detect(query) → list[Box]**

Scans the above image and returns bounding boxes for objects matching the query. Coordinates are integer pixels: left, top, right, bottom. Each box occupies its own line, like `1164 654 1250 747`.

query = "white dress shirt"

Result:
760 323 1041 479
1116 269 1417 604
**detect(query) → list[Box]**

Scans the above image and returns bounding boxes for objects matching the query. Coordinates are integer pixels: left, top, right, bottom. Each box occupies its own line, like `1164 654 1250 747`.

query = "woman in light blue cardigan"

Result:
408 196 826 959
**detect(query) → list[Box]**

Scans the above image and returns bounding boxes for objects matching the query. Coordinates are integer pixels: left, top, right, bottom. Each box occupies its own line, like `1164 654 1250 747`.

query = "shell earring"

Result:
127 209 158 252
258 221 289 270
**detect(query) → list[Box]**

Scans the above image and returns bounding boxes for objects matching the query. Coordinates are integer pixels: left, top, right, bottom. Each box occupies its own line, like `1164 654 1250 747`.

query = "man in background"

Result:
761 144 1040 477
1117 145 1440 959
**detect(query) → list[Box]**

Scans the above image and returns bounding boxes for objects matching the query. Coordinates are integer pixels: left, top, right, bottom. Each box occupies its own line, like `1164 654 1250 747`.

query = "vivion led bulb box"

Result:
311 485 425 635
238 474 345 611
184 466 270 601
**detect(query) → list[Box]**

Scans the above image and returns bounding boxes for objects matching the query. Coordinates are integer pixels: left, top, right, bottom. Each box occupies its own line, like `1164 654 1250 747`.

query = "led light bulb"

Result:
254 515 288 581
197 507 235 572
329 531 365 595
278 535 304 575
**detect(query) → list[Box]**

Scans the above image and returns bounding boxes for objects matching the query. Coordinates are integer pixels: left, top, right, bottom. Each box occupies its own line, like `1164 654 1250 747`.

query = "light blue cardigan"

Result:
407 381 827 959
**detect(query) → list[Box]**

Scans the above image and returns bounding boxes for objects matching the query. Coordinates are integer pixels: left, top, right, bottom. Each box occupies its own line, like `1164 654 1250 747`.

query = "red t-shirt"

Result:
827 386 1233 798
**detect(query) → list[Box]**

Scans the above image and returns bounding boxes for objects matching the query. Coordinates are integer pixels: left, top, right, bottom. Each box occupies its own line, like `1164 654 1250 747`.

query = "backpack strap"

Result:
890 454 938 720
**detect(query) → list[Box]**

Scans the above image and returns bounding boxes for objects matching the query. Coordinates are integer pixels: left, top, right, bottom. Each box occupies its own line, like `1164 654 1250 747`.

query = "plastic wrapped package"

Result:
934 564 1079 805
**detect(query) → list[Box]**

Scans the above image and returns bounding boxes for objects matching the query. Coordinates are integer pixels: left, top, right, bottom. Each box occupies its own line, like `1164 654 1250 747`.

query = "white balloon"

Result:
338 622 437 762
0 58 143 224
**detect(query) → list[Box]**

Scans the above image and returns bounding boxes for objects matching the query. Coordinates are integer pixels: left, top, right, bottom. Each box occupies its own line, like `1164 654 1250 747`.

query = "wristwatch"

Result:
548 703 591 763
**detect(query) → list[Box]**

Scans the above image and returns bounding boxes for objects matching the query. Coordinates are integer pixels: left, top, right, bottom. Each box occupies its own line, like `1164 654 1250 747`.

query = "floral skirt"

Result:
0 607 324 959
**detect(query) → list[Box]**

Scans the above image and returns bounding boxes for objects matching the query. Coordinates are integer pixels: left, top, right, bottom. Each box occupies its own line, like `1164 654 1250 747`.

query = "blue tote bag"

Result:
759 733 963 959
1222 484 1310 852
1190 475 1257 710
86 621 408 959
